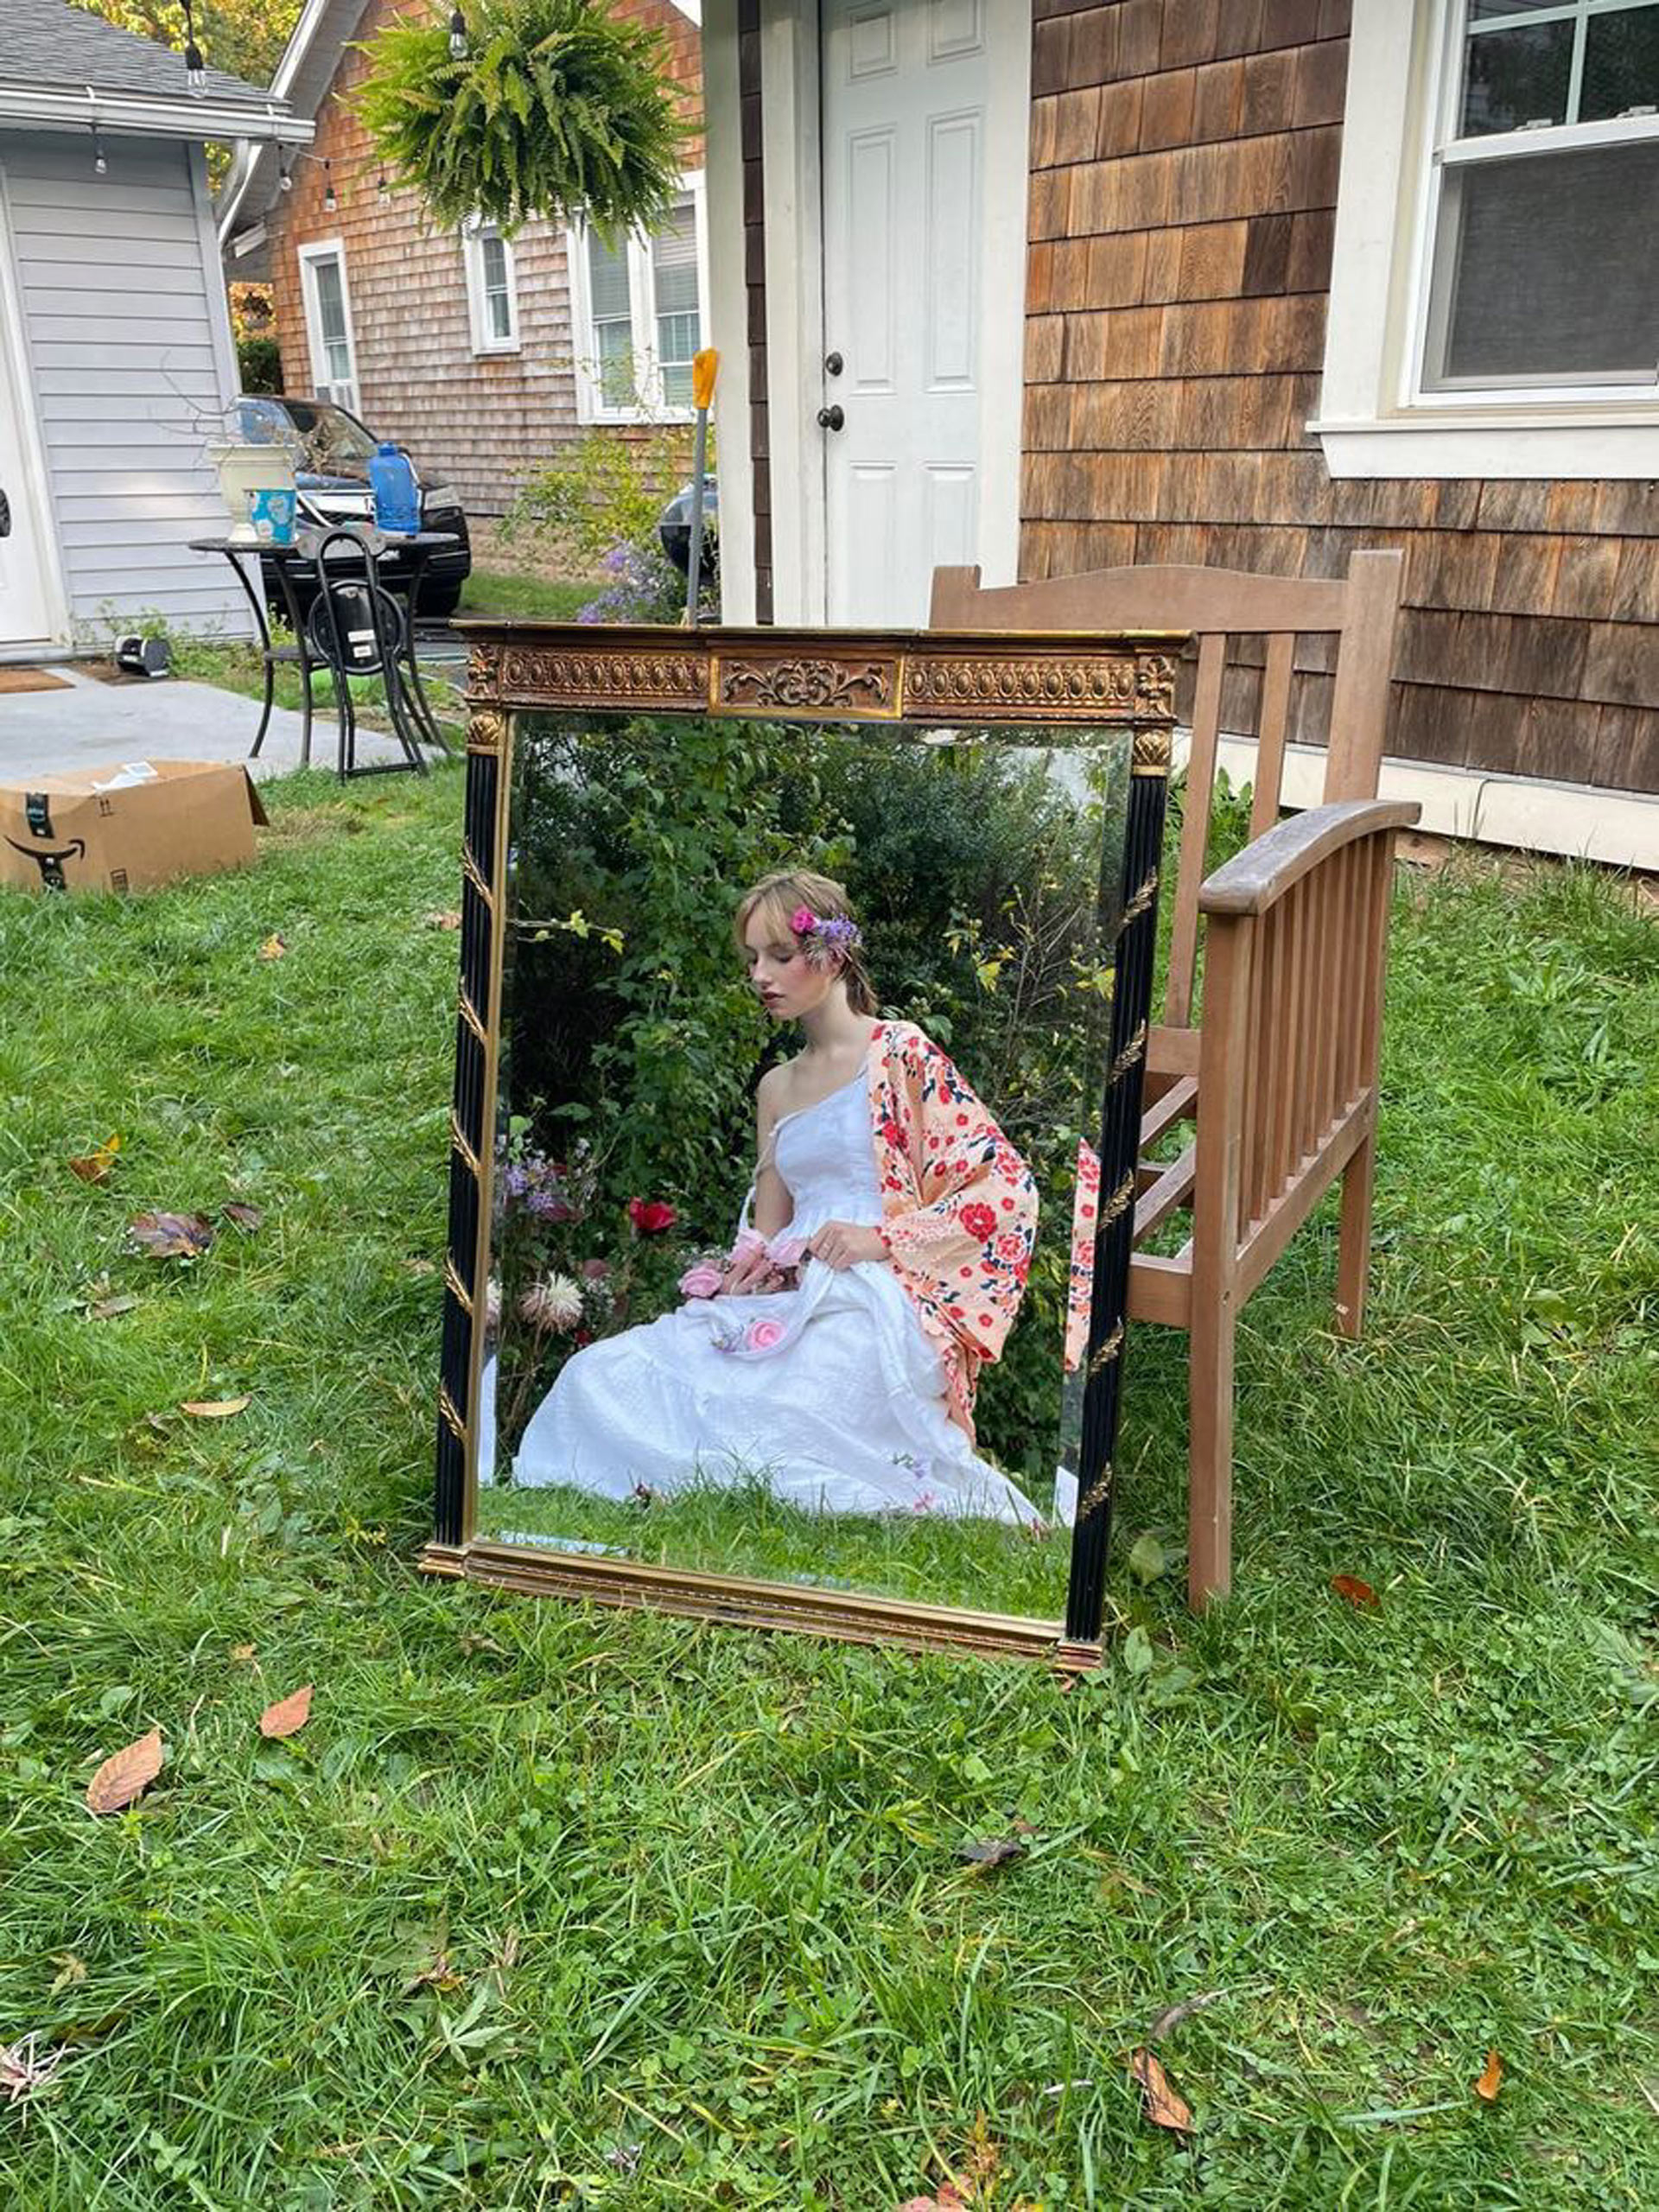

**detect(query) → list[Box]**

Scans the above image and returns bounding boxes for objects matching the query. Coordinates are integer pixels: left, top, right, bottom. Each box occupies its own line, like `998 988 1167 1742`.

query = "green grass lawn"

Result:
455 569 599 623
0 766 1654 2210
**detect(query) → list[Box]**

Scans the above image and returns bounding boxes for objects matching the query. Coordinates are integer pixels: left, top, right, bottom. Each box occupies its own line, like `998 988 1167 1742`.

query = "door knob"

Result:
817 404 845 431
824 351 844 376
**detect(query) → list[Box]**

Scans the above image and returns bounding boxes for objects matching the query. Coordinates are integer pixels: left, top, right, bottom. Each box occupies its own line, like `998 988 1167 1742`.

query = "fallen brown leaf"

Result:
68 1135 122 1185
230 1644 257 1662
259 933 286 960
259 1684 313 1738
128 1211 214 1259
957 1834 1028 1872
1331 1573 1380 1610
1476 2049 1503 2102
181 1396 251 1420
90 1294 139 1321
220 1202 264 1232
48 1955 87 1993
425 909 462 930
85 1726 163 1815
1129 2047 1192 2133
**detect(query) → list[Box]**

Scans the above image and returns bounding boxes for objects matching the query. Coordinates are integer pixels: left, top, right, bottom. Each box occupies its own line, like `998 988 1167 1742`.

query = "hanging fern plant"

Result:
356 0 691 238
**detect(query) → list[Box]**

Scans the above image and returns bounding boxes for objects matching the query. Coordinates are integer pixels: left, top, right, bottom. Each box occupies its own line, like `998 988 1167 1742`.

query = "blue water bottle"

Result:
368 441 420 535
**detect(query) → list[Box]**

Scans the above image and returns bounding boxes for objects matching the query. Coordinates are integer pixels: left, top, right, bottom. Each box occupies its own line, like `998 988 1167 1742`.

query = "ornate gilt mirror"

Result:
423 625 1177 1666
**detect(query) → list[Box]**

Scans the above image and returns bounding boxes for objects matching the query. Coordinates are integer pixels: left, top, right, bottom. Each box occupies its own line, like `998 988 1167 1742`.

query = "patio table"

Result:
188 530 460 780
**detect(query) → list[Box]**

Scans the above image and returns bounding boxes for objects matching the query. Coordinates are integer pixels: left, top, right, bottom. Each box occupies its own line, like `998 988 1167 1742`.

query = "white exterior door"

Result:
820 0 996 626
0 282 53 649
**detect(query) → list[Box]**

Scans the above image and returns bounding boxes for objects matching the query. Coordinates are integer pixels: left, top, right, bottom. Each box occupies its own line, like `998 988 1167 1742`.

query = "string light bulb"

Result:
278 150 292 193
182 0 206 93
91 120 107 176
377 170 389 199
322 158 337 213
448 8 468 60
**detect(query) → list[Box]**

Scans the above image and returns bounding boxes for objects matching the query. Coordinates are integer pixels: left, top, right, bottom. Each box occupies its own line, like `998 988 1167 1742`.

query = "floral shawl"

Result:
865 1020 1038 1439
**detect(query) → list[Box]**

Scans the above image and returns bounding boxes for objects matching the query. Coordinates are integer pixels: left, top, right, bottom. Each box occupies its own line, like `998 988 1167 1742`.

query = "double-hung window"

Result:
571 175 707 422
1424 0 1659 392
463 220 519 353
1314 0 1659 475
297 241 359 415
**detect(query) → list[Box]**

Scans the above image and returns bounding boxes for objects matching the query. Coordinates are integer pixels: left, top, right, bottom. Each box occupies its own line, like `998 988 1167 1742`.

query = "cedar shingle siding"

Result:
267 0 702 521
1024 0 1659 795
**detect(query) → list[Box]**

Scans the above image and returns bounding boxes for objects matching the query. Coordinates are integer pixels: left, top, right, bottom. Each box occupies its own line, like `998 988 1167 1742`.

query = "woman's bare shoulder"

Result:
755 1060 795 1116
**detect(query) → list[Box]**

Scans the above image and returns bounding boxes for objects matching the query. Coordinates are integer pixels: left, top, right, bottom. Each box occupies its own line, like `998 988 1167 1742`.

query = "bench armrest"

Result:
1198 800 1421 918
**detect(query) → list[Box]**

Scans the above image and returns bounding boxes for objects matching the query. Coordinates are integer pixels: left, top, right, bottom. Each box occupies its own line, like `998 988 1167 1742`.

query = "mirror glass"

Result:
469 709 1131 1624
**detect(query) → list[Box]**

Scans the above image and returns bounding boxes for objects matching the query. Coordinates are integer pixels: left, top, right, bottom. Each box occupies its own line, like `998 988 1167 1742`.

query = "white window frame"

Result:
568 169 709 424
462 217 520 354
296 238 360 416
1312 0 1659 478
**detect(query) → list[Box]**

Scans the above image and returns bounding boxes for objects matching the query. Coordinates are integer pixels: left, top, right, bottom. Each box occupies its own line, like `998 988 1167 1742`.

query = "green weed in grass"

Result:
0 770 1654 2209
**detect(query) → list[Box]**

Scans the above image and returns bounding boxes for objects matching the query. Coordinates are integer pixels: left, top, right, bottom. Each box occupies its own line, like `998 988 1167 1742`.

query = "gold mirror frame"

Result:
421 623 1179 1669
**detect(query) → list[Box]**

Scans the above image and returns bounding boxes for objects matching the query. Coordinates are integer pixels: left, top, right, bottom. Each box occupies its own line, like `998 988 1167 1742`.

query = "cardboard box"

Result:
0 760 268 894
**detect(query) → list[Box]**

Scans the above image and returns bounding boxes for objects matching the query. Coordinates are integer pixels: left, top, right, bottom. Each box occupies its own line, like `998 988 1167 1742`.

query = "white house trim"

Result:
1315 0 1659 480
760 0 827 625
0 86 308 145
703 0 753 623
0 163 72 653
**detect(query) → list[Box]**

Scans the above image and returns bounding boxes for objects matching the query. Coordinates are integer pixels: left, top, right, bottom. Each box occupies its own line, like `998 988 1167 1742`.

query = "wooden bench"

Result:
931 552 1419 1607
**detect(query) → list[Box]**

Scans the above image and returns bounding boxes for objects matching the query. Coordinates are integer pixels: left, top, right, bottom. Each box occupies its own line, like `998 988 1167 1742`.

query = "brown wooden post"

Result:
1186 905 1254 1608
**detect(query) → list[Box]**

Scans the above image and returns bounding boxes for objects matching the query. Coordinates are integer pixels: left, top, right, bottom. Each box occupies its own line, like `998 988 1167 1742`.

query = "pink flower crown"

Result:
790 905 863 969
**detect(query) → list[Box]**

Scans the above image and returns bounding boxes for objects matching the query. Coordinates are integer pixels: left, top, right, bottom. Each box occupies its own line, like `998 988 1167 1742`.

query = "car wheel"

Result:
418 584 464 620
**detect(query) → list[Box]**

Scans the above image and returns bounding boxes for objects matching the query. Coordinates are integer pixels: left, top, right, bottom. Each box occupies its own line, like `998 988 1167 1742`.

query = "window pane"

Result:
1432 139 1659 381
662 362 693 408
651 200 699 319
1462 19 1574 134
588 232 632 321
596 319 636 406
313 257 347 348
1580 4 1659 121
482 233 508 292
1468 0 1564 16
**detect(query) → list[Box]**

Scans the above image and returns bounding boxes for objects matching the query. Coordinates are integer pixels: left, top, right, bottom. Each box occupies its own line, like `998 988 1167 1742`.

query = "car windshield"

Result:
236 397 377 480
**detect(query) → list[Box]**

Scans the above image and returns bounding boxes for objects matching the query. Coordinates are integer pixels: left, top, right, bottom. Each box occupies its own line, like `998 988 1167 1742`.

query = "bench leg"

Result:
1187 1287 1236 1611
1335 1122 1376 1341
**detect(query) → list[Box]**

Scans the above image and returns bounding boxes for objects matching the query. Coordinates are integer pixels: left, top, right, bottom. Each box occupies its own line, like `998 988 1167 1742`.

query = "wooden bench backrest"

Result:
929 551 1403 1031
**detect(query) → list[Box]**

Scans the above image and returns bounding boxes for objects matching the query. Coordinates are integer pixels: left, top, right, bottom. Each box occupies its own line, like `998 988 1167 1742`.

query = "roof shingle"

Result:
2 0 275 107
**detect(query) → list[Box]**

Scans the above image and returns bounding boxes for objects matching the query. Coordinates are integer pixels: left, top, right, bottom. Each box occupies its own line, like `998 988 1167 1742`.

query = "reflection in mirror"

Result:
471 712 1129 1621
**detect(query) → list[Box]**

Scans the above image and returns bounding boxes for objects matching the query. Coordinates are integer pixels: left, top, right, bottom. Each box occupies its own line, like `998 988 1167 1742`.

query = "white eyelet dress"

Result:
508 1064 1040 1523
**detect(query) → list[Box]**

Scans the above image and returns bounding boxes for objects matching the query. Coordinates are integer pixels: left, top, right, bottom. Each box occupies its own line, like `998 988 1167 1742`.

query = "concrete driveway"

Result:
0 663 455 784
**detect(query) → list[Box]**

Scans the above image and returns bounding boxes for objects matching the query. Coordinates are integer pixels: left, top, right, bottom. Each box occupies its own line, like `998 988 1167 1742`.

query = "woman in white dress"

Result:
510 869 1042 1524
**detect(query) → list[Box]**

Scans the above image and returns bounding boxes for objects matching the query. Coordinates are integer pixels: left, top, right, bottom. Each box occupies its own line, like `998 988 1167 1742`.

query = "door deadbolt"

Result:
823 351 844 376
817 404 845 431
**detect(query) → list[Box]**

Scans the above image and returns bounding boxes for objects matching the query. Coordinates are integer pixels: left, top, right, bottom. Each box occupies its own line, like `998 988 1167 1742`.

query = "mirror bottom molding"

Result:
419 1540 1108 1671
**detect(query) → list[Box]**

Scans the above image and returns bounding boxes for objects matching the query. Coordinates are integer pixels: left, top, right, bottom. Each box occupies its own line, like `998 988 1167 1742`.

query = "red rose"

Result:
627 1198 677 1235
959 1201 998 1241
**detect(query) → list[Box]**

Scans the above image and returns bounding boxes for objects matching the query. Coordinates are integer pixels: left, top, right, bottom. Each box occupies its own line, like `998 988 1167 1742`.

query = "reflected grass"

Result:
475 1465 1070 1618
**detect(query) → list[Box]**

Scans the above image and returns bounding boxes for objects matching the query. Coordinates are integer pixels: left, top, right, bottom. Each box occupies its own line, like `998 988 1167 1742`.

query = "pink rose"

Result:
766 1234 807 1269
745 1317 786 1351
790 906 815 936
678 1262 723 1300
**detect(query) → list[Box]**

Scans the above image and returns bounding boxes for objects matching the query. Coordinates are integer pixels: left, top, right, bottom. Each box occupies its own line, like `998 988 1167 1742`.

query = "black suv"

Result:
234 396 473 619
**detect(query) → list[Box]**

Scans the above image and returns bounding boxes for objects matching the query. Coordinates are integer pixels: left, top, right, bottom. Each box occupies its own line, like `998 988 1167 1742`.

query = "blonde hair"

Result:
734 868 877 1016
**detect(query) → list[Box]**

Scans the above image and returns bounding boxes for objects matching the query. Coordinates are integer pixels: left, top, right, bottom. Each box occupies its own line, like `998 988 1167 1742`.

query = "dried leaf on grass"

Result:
259 933 287 960
68 1135 122 1184
85 1726 163 1814
425 909 462 931
221 1202 264 1232
259 1684 313 1738
1331 1573 1380 1610
1129 2047 1192 2133
230 1644 257 1662
48 1955 87 1993
90 1294 139 1321
2 2036 67 2105
1476 2050 1503 2102
181 1396 251 1420
129 1211 214 1259
957 1821 1035 1872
